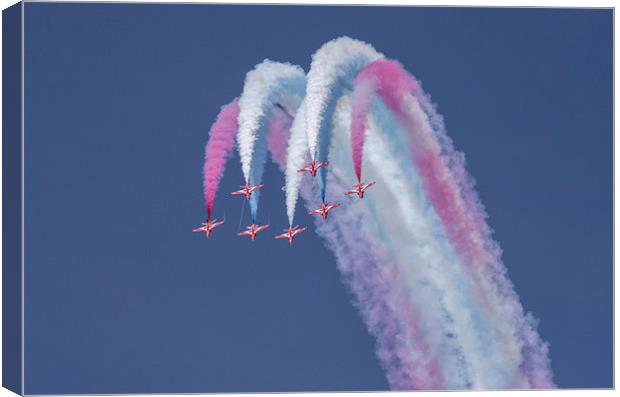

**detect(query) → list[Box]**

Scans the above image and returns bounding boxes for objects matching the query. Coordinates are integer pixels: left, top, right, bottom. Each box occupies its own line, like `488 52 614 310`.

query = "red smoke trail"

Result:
350 60 417 182
350 59 486 265
350 78 376 182
203 100 240 220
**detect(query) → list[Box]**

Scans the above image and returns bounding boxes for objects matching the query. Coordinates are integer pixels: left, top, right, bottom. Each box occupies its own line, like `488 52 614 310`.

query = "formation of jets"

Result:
194 161 375 244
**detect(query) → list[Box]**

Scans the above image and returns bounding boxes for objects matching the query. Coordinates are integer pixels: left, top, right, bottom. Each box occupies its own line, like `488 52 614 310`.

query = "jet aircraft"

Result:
298 160 329 177
192 219 225 238
231 183 265 201
308 203 342 220
345 181 376 199
274 225 307 245
238 223 270 241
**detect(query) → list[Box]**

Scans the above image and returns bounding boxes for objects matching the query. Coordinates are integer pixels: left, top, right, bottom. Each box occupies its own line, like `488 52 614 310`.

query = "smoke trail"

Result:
285 97 460 389
350 59 416 182
357 97 500 389
303 37 383 200
284 100 310 225
204 38 554 391
349 77 375 182
391 69 554 387
350 59 492 288
278 95 449 390
324 100 457 388
400 95 554 388
300 177 447 389
236 60 306 221
290 49 492 388
348 59 554 388
269 99 463 388
202 99 240 220
266 106 293 170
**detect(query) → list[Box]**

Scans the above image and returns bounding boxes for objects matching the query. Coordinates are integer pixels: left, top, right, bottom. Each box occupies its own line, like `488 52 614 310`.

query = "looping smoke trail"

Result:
284 100 310 225
236 60 306 221
349 59 486 263
350 59 417 182
202 99 240 220
303 37 383 200
206 36 554 391
348 58 554 388
237 60 305 177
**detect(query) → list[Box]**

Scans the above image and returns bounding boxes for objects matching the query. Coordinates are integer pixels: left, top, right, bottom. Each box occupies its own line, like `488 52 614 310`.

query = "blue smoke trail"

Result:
315 56 377 202
246 74 306 221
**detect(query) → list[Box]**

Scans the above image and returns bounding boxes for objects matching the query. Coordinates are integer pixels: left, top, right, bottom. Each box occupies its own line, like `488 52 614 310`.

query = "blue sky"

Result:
23 4 611 393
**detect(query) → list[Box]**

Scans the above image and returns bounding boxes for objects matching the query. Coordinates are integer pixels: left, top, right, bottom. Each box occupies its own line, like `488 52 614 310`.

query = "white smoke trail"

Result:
304 36 383 159
285 36 383 220
237 60 306 182
285 100 309 225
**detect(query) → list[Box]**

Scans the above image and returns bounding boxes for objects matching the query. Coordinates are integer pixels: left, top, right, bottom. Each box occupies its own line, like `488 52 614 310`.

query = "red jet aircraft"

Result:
298 160 329 177
345 181 376 199
192 219 225 238
231 183 265 201
308 202 342 220
238 223 270 241
274 225 307 245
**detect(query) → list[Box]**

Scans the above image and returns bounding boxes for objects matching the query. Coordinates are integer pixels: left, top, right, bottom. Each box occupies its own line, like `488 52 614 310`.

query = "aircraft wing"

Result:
238 230 252 236
297 167 311 173
192 227 205 233
274 233 288 239
308 209 321 215
249 184 265 192
292 227 307 235
231 190 245 195
255 224 270 232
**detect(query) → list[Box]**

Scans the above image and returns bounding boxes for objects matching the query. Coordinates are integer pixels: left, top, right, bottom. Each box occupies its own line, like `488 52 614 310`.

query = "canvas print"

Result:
2 2 613 394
